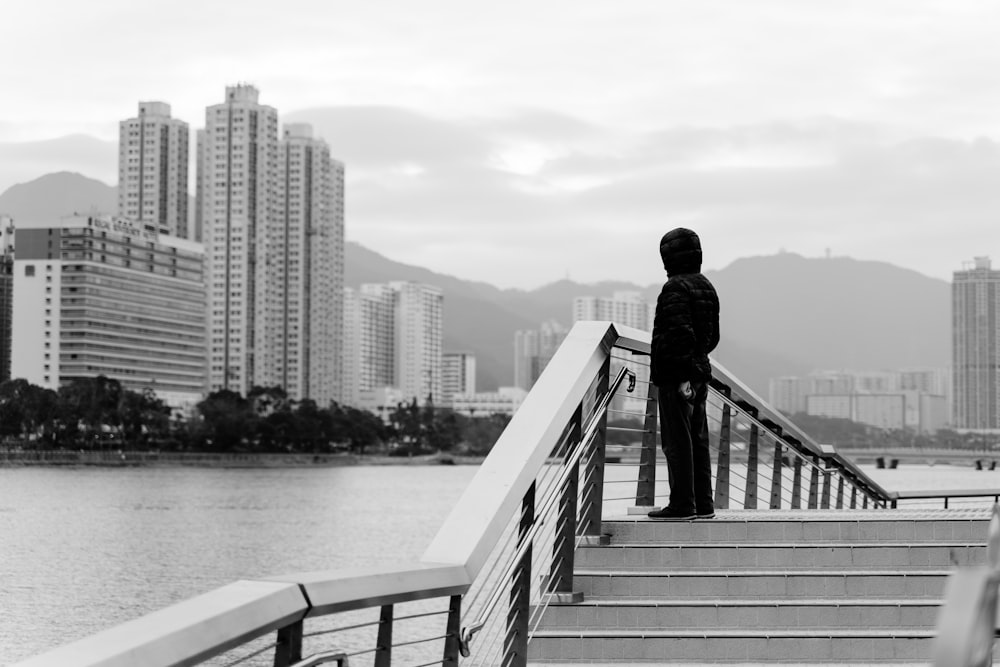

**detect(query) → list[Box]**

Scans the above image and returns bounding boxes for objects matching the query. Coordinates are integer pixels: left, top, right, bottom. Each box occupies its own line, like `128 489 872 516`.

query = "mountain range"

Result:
0 172 950 396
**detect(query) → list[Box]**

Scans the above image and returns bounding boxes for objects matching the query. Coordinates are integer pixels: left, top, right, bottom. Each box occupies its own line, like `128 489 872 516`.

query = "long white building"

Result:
118 102 190 238
573 291 652 332
11 216 206 410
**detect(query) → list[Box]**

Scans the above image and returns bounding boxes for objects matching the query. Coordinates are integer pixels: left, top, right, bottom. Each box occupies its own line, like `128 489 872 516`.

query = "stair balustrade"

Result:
13 321 1000 667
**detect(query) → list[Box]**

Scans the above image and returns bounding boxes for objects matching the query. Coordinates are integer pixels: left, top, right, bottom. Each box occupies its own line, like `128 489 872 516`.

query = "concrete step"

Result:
536 598 942 630
573 569 948 599
604 512 989 545
577 542 985 569
527 629 941 662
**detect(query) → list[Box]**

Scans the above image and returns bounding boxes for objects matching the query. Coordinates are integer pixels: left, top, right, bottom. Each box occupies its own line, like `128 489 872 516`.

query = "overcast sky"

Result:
3 0 1000 288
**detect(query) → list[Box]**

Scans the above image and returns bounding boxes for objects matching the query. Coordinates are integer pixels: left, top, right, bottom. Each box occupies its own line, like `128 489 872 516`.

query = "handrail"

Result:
14 319 999 667
611 327 896 505
457 364 635 654
422 320 617 577
13 320 622 667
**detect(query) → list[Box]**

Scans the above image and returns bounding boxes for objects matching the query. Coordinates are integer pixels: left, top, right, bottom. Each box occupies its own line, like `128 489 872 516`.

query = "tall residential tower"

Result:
197 86 345 403
198 85 279 396
262 124 345 405
953 256 1000 430
118 102 190 237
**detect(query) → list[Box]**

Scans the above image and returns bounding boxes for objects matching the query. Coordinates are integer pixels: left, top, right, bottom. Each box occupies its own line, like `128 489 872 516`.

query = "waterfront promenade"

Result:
9 322 999 666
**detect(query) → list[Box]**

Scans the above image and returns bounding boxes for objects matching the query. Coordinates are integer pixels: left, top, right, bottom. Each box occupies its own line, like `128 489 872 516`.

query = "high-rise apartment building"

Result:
260 124 345 406
10 215 206 410
394 281 443 402
442 351 476 405
342 285 395 407
513 320 568 391
953 256 1000 430
118 102 190 237
199 85 279 397
342 282 443 408
198 86 346 403
0 216 13 382
573 291 652 332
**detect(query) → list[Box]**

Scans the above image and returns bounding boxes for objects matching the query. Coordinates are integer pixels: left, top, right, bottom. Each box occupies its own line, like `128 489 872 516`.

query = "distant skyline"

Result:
3 0 1000 288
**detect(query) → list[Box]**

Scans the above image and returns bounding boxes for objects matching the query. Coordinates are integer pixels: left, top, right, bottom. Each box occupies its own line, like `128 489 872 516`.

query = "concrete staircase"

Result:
529 508 991 664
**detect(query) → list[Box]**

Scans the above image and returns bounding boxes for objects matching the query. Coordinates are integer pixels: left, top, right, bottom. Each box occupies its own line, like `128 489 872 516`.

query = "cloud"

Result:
1 103 997 289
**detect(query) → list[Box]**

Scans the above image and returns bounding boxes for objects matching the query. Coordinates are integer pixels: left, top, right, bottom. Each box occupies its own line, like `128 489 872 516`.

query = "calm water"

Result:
0 465 478 665
2 462 999 665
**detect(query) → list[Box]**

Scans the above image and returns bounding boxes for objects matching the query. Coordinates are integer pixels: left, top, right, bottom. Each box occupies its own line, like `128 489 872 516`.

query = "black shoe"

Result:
647 506 696 521
696 510 716 519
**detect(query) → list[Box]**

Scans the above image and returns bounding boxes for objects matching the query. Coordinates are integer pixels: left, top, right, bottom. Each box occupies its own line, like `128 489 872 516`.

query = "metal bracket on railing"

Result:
288 651 349 667
459 622 481 657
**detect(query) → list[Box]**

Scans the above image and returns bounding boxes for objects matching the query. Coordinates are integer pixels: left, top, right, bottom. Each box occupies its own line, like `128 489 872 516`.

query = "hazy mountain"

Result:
1 172 951 397
0 135 117 195
0 171 117 221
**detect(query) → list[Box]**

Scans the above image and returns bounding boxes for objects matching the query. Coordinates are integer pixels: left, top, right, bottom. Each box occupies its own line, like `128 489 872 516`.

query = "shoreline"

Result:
0 450 486 468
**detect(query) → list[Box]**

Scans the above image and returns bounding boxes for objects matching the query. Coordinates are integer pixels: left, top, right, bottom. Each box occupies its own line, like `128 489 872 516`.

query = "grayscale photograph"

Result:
1 1 999 666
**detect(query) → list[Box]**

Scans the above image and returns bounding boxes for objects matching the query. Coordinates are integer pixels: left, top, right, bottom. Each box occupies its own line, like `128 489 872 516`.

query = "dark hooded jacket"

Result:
650 228 720 387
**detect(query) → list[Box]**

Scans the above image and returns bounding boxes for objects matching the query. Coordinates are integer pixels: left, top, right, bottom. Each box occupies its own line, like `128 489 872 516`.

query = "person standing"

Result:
647 228 721 521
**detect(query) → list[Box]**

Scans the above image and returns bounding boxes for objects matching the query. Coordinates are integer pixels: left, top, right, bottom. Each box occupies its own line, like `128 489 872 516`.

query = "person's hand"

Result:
679 381 693 400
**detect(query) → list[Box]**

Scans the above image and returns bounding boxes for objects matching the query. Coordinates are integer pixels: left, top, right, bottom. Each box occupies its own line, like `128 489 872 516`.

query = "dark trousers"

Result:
659 381 714 514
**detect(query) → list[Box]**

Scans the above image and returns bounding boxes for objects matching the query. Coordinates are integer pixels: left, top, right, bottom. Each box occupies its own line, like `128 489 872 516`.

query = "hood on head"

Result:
659 228 702 276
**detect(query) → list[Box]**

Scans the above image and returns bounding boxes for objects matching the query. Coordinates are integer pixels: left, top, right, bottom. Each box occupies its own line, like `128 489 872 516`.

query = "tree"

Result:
195 390 258 451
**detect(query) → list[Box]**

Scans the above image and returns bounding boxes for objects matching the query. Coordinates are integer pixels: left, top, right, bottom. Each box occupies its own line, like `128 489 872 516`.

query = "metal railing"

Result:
13 320 1000 667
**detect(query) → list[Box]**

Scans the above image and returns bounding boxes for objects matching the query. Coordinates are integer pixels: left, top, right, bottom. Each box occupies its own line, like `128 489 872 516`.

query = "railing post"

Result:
551 405 582 594
273 620 303 667
634 383 658 507
821 460 832 510
836 477 845 509
581 359 608 535
808 456 820 509
745 419 760 510
714 386 733 510
442 595 462 667
375 604 393 667
769 438 784 510
791 457 803 509
752 417 780 511
504 482 534 667
850 485 857 509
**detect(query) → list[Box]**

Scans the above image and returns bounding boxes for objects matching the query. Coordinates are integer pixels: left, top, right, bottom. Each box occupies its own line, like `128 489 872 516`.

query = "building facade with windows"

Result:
442 351 476 406
118 102 190 238
198 84 279 397
342 282 443 409
572 291 653 332
260 124 345 406
0 216 13 382
769 368 950 433
513 320 568 391
953 256 1000 431
196 86 345 403
10 215 206 410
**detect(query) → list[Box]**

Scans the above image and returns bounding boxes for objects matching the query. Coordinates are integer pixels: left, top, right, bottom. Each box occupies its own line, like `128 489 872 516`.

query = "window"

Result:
25 265 35 277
